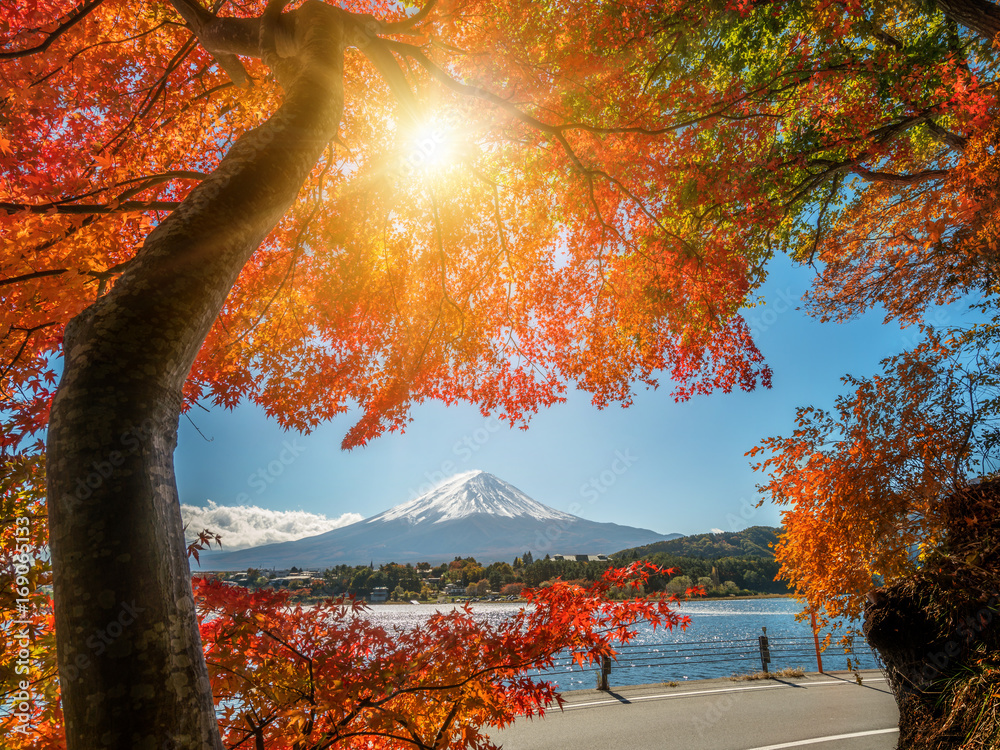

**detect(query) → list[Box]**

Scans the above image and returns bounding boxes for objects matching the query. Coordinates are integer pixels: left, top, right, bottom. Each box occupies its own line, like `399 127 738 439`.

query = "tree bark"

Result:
863 480 1000 748
935 0 1000 41
45 4 346 747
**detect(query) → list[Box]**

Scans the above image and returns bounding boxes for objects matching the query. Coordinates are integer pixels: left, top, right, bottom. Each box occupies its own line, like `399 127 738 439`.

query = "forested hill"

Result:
612 526 782 560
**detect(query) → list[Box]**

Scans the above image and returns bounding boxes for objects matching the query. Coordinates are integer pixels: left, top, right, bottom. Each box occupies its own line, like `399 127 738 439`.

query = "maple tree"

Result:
750 323 1000 621
749 320 1000 749
1 508 686 750
196 565 683 750
4 0 1000 746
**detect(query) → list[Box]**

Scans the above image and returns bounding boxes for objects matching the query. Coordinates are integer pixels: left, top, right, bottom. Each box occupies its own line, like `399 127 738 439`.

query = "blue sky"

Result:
175 253 964 549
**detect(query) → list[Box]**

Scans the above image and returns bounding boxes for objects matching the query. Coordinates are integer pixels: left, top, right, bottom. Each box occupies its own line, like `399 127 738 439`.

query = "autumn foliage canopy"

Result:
4 0 1000 745
3 1 998 445
2 0 781 456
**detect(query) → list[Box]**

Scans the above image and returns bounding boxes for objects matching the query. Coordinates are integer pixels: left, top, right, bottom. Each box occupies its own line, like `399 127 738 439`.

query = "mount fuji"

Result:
199 470 680 569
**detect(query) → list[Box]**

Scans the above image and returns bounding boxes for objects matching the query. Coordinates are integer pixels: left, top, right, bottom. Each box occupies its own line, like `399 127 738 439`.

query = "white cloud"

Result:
710 528 725 534
181 500 362 550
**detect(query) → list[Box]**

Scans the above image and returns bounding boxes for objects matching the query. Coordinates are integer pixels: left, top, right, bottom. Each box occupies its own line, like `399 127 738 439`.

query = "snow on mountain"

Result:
370 470 574 524
199 469 679 569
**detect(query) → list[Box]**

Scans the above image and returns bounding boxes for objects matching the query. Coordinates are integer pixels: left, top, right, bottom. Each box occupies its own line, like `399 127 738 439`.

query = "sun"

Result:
399 117 459 177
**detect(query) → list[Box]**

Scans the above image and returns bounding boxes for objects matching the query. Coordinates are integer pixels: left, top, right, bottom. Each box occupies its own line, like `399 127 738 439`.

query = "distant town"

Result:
199 526 792 603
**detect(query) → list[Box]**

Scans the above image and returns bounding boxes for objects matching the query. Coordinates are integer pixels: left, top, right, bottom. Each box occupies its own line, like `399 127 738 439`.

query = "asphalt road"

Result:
489 670 900 750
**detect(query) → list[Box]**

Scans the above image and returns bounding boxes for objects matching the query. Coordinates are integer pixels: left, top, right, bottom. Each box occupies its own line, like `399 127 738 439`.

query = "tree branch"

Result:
851 166 951 185
0 269 68 288
934 0 1000 42
102 36 200 149
1 322 59 386
383 38 794 140
926 120 969 152
1 200 179 214
0 261 133 292
353 38 421 121
430 699 462 749
167 0 250 85
31 171 207 208
0 0 105 60
376 38 704 274
381 0 437 33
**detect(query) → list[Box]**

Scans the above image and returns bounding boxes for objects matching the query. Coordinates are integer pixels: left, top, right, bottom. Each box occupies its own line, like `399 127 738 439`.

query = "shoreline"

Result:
358 592 796 605
553 668 887 702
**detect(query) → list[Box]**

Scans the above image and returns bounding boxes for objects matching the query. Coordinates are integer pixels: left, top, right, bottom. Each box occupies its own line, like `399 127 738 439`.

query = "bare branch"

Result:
934 0 1000 43
383 38 619 138
101 36 200 150
801 174 841 265
851 166 951 185
1 322 59 386
926 120 969 152
430 699 462 750
31 171 206 208
0 261 133 290
872 27 905 49
384 38 787 140
354 39 421 122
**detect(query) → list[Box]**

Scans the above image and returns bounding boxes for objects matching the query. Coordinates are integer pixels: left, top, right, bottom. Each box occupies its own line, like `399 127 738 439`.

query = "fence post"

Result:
811 609 824 673
598 655 611 691
758 627 771 674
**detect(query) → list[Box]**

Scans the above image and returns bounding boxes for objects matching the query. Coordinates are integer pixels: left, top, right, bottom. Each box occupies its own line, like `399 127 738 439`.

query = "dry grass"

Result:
730 667 807 681
903 664 1000 750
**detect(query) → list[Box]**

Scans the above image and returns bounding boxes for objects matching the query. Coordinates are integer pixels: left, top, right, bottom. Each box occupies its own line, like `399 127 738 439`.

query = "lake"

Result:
358 597 881 691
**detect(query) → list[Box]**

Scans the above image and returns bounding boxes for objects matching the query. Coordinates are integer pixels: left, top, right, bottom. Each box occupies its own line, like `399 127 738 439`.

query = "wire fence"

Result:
535 632 881 689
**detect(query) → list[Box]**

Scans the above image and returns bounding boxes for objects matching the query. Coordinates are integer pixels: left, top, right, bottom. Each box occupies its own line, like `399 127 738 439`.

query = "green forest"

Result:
220 526 791 601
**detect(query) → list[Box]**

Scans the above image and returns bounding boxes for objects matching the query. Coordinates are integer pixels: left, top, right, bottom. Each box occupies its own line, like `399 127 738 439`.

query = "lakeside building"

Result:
270 573 322 587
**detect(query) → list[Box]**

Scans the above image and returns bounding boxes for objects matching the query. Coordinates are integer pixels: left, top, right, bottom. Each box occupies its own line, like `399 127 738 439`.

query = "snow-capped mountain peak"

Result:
368 470 575 525
200 469 680 568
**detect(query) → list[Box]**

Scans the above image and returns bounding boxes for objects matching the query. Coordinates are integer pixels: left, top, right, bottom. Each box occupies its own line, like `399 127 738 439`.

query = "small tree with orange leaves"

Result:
751 324 1000 620
751 322 1000 747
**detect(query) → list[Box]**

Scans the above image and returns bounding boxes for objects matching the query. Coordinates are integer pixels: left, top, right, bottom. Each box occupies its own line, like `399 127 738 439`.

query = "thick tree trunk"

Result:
936 0 1000 41
864 480 1000 749
45 5 345 748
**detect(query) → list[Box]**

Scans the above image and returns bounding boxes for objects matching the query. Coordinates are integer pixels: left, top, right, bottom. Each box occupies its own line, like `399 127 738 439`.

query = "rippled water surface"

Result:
358 598 880 691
